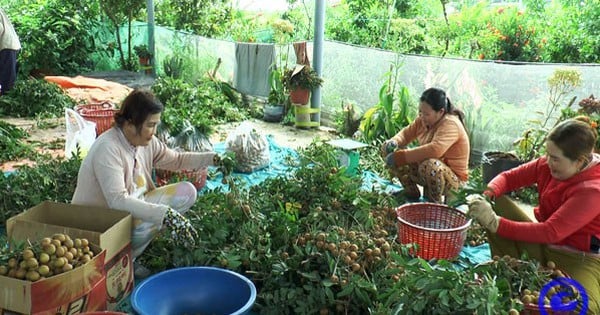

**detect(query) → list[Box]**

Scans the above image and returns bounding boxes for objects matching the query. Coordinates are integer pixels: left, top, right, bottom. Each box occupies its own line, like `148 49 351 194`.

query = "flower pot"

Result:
290 88 310 105
482 151 523 184
263 104 285 122
469 148 484 167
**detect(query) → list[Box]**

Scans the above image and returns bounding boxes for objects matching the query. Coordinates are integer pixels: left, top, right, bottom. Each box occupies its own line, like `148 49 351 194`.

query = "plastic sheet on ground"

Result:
204 136 404 195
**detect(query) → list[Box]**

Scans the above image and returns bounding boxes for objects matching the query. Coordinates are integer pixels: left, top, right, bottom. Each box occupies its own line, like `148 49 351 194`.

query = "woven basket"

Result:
75 102 118 136
521 303 574 315
396 203 471 260
155 168 208 191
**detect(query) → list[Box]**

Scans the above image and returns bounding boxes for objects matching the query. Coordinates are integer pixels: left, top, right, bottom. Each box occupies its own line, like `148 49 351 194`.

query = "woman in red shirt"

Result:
469 116 600 313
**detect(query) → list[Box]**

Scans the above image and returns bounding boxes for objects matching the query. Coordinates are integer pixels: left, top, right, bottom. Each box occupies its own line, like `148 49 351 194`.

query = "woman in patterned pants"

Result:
382 88 470 204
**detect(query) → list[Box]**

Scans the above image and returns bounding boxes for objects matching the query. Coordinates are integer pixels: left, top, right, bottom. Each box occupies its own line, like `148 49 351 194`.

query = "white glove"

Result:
467 194 500 233
163 208 198 247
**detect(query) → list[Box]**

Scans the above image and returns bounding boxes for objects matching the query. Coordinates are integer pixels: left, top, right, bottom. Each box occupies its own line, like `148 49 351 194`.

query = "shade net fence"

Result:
96 22 599 153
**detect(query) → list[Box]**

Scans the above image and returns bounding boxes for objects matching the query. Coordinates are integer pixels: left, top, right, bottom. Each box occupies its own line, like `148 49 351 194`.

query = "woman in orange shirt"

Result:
382 88 470 203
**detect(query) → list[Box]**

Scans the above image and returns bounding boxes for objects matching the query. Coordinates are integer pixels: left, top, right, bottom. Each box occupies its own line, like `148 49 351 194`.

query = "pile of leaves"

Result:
0 121 32 164
139 141 556 314
151 76 247 136
0 155 81 226
0 79 76 118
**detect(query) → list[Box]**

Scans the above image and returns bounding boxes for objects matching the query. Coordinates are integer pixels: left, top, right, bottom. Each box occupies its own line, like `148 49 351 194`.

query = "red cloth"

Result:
44 75 132 105
489 157 600 252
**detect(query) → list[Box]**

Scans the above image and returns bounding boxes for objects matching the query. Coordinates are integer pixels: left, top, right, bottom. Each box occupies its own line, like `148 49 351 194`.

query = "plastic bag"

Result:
65 108 96 159
225 121 270 173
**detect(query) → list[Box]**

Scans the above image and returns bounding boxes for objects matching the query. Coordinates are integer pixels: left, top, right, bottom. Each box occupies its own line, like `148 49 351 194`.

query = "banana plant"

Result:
359 62 415 144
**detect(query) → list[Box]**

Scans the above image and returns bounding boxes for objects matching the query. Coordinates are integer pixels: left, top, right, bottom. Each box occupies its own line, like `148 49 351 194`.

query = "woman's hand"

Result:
467 194 500 232
163 208 198 247
381 139 397 157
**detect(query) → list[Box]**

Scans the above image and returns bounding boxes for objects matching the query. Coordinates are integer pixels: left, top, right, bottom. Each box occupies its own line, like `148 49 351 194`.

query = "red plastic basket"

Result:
155 168 208 191
396 203 471 260
75 102 119 136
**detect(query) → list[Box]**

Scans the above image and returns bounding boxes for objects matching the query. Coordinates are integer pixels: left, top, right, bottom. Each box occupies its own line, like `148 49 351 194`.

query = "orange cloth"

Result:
44 75 132 105
391 114 470 181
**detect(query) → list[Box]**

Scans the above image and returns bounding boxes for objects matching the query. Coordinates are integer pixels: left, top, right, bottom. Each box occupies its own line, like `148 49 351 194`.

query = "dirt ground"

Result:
0 71 338 172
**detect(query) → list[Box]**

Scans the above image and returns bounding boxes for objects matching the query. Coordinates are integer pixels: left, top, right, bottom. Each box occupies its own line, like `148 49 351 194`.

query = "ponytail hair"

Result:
420 88 465 126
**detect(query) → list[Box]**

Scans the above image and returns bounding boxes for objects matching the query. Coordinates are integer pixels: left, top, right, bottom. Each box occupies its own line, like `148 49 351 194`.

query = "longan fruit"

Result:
39 252 50 264
80 254 91 264
37 265 50 276
26 258 39 270
330 275 339 283
26 270 40 282
62 263 73 272
373 248 382 257
53 257 66 268
521 295 533 304
74 238 82 248
64 252 74 262
22 249 35 260
44 244 56 255
0 265 7 276
63 239 74 249
15 268 26 279
53 233 66 243
51 239 62 248
40 237 52 247
547 261 556 269
55 246 66 257
7 258 17 269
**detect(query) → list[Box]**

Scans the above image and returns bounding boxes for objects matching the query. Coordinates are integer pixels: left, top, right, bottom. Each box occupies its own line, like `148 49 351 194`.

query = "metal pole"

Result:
311 0 325 126
147 0 156 76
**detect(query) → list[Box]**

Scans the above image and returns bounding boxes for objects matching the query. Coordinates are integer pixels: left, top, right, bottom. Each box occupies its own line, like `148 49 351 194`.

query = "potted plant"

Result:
134 44 152 66
283 64 323 105
264 67 288 122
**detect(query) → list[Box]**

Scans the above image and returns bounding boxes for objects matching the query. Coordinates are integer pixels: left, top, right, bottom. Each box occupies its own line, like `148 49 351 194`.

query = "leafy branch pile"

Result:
0 79 76 118
140 141 555 314
0 156 81 226
0 121 32 164
151 76 247 139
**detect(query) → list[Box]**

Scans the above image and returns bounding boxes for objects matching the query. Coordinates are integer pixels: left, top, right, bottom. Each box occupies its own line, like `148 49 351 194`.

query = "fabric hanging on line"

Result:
293 41 311 67
234 43 275 97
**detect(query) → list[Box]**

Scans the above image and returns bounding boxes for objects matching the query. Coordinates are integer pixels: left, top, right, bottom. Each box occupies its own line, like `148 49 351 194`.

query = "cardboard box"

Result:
6 201 134 311
0 242 107 315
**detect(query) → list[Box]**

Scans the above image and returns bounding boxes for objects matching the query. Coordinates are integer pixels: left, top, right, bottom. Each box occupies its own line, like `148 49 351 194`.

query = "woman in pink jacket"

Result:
468 116 600 313
72 89 219 277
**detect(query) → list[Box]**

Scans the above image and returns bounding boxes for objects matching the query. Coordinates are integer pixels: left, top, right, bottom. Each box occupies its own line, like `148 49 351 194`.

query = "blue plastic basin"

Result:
132 266 256 315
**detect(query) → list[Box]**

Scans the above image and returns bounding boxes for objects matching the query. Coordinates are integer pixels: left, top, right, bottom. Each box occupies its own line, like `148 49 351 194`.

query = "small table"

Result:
327 138 368 175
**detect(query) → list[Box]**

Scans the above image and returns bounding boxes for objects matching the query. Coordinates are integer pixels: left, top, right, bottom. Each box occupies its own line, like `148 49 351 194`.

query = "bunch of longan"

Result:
0 233 95 282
